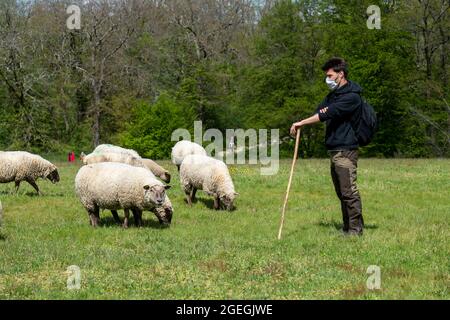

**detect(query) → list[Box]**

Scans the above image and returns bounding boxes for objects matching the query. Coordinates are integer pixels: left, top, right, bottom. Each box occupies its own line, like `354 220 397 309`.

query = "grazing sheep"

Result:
141 158 171 183
75 162 172 227
152 195 173 228
0 151 60 195
80 150 146 168
95 144 172 183
87 144 172 183
111 170 174 228
171 140 207 171
180 154 238 210
93 144 140 158
111 195 174 229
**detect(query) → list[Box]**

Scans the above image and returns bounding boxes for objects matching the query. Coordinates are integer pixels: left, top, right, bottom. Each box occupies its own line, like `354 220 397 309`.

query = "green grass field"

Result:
0 158 448 299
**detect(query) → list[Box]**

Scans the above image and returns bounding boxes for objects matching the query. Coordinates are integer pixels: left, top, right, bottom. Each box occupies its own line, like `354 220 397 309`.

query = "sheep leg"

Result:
89 207 100 227
214 196 220 210
132 209 143 227
26 179 41 196
123 209 130 229
190 188 197 202
137 210 143 227
89 213 98 227
94 207 100 226
14 181 21 194
184 185 193 206
111 210 121 225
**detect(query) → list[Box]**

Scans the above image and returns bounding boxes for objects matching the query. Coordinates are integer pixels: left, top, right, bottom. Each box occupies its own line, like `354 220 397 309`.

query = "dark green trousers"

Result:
329 150 364 235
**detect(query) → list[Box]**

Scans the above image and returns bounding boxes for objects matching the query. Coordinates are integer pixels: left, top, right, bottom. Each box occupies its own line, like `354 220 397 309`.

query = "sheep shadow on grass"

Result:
187 197 236 212
0 190 39 197
182 196 207 208
0 190 65 197
99 215 169 229
195 197 215 210
0 190 15 196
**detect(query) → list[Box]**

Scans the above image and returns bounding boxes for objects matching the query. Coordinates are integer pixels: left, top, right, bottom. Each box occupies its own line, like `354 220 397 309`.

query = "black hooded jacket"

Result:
316 80 362 151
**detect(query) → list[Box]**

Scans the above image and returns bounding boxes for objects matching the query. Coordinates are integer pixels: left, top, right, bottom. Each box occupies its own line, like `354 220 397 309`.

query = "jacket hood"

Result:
335 80 362 95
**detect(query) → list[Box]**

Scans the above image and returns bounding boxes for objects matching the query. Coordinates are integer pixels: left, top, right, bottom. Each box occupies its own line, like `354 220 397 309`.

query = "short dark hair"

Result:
321 57 348 78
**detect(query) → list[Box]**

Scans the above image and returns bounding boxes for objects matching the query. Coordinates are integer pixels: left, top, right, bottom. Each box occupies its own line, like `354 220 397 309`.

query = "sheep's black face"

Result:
162 172 171 184
220 193 238 211
47 169 60 184
165 207 173 223
220 192 239 211
155 206 173 226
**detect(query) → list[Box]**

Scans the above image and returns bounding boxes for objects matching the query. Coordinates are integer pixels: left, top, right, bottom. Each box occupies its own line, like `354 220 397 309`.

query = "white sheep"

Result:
84 144 171 183
180 154 238 210
0 151 60 195
75 162 172 227
141 158 171 183
80 150 146 168
93 144 140 158
171 140 207 171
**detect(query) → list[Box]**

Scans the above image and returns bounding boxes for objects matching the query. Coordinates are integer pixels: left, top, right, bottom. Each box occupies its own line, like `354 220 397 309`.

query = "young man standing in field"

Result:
290 57 364 235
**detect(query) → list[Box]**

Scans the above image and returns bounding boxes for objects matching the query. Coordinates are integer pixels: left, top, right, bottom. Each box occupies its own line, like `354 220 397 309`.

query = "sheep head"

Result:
45 166 60 184
154 205 173 226
143 183 171 207
220 192 239 211
143 184 172 225
161 171 171 183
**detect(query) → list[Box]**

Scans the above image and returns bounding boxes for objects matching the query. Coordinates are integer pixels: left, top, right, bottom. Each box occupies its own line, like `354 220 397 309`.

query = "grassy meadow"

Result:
0 158 448 299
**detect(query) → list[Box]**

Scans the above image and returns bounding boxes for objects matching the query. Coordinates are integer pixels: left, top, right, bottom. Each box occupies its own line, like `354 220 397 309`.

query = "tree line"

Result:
0 0 448 158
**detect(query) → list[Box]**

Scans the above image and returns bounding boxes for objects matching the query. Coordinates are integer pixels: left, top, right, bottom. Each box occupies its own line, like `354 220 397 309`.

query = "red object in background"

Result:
68 151 75 162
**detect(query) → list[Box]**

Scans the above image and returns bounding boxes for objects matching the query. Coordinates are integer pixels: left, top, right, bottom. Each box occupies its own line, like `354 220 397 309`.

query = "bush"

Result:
119 93 197 159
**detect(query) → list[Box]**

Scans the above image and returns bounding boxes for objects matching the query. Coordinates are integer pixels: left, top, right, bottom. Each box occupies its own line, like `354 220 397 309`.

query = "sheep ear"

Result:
164 185 171 190
143 185 150 190
234 192 239 196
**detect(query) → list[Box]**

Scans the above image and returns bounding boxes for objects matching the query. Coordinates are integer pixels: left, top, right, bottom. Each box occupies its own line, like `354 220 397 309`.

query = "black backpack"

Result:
352 95 377 147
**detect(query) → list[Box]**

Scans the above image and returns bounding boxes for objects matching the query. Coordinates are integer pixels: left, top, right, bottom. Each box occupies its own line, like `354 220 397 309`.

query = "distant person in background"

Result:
68 151 75 163
290 57 364 236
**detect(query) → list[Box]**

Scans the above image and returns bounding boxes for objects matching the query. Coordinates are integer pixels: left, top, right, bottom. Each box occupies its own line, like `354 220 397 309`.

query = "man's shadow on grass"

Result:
317 220 378 230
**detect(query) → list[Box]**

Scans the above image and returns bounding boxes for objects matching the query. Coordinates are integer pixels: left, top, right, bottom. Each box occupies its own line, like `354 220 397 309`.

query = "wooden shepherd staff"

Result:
277 128 301 240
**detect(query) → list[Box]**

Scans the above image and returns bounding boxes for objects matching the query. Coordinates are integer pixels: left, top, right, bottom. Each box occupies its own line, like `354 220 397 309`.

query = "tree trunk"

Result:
92 91 101 147
438 25 448 88
91 78 102 147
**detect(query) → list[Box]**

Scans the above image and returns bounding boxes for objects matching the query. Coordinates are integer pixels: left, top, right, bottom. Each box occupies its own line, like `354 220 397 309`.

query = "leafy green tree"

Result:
119 93 197 159
231 0 329 157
